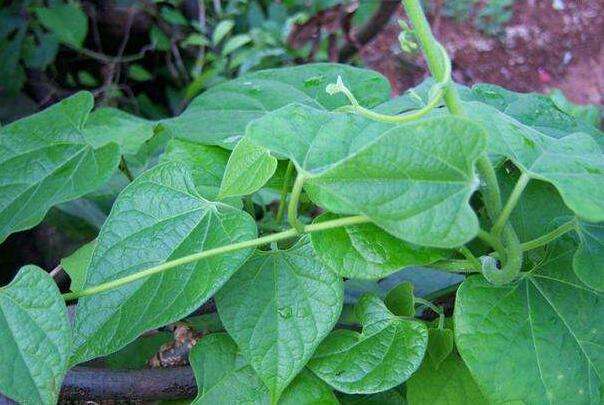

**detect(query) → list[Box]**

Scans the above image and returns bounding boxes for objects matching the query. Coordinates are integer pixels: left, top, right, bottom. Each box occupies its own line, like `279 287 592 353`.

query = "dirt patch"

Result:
361 0 604 104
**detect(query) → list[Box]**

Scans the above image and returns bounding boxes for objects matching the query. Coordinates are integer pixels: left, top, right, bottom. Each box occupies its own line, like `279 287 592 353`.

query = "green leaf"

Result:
338 390 406 405
60 240 95 292
0 91 121 243
407 351 487 405
161 138 240 206
466 101 604 222
35 4 88 48
219 137 278 198
455 239 603 404
574 220 604 291
128 64 153 82
71 162 257 364
84 107 157 155
426 327 453 369
190 333 336 404
384 281 415 317
160 63 391 148
236 104 485 247
0 265 71 404
279 369 339 405
105 332 172 370
311 214 447 279
190 333 269 404
212 20 235 45
216 239 344 402
308 294 428 393
222 34 251 56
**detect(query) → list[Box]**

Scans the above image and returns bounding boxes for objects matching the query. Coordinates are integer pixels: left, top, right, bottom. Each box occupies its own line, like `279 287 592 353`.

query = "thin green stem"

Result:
287 173 307 232
492 172 530 237
62 214 371 301
521 219 577 252
275 161 294 224
431 259 481 274
458 246 480 268
414 297 444 329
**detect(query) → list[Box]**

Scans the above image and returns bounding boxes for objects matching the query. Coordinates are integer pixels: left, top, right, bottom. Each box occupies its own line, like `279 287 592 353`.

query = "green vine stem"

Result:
287 173 307 232
520 219 577 252
401 0 522 284
62 214 371 301
414 297 445 329
492 172 530 237
275 161 294 224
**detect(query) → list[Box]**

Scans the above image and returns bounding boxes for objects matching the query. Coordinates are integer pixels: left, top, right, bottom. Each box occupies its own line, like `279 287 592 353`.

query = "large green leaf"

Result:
311 213 446 279
406 351 487 405
455 239 603 404
574 221 604 291
71 162 257 364
160 63 391 148
466 101 604 222
0 265 71 404
0 91 120 243
232 104 485 247
216 239 343 402
308 294 427 394
35 3 88 48
190 333 337 404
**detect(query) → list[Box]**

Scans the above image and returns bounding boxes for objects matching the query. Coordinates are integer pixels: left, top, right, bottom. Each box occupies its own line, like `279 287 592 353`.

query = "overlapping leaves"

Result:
216 239 343 402
223 104 486 248
455 238 603 404
71 162 257 364
161 63 391 148
308 294 428 394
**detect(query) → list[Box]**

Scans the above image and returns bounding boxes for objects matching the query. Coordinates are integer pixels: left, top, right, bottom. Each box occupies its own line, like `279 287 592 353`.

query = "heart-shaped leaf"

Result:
0 266 71 404
71 162 257 364
35 3 87 48
161 63 390 148
308 294 427 393
216 239 343 402
466 101 604 222
312 213 447 279
0 91 120 243
455 238 603 403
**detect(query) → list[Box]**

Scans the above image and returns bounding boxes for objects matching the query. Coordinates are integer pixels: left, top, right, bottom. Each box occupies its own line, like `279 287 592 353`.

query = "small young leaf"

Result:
35 3 88 48
308 294 428 394
222 34 251 56
574 220 604 291
212 20 235 45
161 63 391 148
71 162 257 364
216 239 343 402
384 281 415 317
60 240 96 292
455 238 603 403
311 214 447 279
128 64 153 82
219 137 278 198
0 91 120 243
426 327 454 369
0 266 71 404
407 351 487 405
